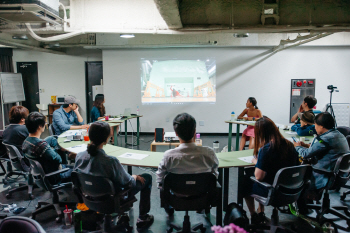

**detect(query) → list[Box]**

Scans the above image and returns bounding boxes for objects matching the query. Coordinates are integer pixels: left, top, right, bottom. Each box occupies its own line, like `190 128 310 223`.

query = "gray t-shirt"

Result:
3 124 29 151
74 149 135 190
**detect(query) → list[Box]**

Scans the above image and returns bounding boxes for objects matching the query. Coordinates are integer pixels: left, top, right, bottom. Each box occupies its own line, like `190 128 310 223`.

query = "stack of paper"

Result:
119 153 149 160
67 144 87 154
238 156 255 164
58 130 82 138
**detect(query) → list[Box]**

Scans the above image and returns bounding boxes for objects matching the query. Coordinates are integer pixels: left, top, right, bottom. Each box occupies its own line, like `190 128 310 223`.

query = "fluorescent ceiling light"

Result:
233 33 249 38
12 35 28 40
120 34 135 38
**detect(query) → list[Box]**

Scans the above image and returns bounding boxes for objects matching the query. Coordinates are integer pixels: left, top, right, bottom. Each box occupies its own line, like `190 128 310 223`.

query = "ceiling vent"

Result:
0 0 62 25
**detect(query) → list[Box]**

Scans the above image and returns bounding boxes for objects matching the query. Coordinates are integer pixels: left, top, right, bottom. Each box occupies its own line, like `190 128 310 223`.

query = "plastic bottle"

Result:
231 112 236 121
213 141 220 153
196 133 201 144
137 106 140 116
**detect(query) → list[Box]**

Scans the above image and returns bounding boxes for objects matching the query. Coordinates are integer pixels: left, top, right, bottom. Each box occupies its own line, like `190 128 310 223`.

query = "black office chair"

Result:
48 125 56 136
337 126 350 138
247 165 312 233
71 171 137 232
160 172 221 233
26 157 75 223
2 143 34 199
307 153 350 230
0 130 10 176
0 216 46 233
337 126 350 149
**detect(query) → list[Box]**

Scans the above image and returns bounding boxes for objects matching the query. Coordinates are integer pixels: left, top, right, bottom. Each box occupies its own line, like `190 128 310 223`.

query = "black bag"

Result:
224 202 249 230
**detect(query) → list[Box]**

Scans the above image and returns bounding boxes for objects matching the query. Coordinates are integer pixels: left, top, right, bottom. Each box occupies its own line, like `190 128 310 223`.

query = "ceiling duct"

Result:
0 0 62 25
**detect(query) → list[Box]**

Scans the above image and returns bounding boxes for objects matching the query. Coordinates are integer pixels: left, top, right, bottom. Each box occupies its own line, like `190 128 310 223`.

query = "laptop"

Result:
122 108 132 117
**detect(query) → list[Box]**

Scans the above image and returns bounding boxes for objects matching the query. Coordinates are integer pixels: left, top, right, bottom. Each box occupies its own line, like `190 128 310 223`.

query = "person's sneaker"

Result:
257 212 267 224
136 214 154 229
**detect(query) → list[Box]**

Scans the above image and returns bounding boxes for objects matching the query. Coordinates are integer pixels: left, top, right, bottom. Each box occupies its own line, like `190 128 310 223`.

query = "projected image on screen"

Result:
141 59 216 104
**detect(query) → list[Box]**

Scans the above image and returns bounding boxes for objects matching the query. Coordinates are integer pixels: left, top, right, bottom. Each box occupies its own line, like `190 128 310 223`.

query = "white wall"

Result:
103 47 350 133
12 48 102 120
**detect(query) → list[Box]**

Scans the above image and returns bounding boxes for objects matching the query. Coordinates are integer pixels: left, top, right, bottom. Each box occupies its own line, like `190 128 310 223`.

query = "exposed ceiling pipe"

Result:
273 32 333 52
0 38 66 55
25 23 84 42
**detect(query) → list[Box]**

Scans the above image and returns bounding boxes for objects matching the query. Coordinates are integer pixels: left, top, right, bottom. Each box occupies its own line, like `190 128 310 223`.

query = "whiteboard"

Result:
0 73 25 104
324 103 350 127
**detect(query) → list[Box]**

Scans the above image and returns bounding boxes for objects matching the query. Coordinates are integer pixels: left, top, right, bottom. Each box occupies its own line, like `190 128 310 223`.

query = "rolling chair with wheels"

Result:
247 165 312 233
26 157 75 223
71 171 137 232
2 143 34 199
160 172 221 233
48 125 55 136
0 130 9 176
306 153 350 231
0 216 46 233
335 127 350 200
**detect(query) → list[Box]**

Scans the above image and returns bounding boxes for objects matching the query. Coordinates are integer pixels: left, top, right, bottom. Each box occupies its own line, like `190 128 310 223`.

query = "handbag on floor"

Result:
224 202 249 230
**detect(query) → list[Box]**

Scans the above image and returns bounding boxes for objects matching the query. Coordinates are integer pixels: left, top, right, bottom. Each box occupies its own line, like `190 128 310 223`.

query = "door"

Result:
85 62 103 123
16 62 39 113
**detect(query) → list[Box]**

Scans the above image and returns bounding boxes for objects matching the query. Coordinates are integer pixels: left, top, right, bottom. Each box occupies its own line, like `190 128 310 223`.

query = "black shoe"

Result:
136 214 154 229
257 212 266 224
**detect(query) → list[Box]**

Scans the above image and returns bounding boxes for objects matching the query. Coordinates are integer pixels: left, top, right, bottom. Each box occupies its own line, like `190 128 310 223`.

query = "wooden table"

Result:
100 115 142 146
57 133 254 226
150 139 202 151
225 120 255 152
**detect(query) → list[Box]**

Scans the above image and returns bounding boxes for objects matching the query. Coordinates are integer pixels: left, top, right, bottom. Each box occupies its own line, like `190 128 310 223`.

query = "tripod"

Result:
325 88 338 127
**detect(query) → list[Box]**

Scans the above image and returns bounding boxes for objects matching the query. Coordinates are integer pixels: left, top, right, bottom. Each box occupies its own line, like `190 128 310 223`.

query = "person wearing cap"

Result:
291 95 317 124
291 111 317 136
52 96 89 135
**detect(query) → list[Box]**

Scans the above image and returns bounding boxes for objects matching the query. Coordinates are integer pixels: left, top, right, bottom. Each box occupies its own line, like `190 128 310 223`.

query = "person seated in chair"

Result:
291 111 317 136
243 116 299 225
156 113 219 215
22 112 73 185
3 106 30 151
294 112 349 212
73 121 154 229
52 96 89 135
291 95 317 124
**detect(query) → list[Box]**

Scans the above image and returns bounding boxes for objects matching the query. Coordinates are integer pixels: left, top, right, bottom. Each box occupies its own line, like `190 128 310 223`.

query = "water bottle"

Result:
196 133 201 144
213 141 220 153
136 106 140 116
231 112 236 121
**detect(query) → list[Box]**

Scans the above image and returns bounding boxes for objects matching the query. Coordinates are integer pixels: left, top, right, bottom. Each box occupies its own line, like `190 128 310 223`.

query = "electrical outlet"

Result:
199 121 204 126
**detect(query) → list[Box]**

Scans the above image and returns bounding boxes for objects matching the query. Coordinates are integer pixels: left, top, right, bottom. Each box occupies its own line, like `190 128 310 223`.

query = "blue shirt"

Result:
256 142 299 185
291 124 317 136
296 129 349 189
90 106 101 122
52 106 84 135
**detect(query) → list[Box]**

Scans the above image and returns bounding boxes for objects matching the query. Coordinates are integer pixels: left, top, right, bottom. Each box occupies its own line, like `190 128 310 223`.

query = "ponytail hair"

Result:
87 121 111 156
248 97 258 109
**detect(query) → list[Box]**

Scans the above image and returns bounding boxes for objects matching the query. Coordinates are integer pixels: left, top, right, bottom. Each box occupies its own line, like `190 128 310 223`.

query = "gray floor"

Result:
0 131 350 233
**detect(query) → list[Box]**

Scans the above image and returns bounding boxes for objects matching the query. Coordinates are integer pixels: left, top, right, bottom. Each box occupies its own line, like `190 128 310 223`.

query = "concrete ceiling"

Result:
0 0 349 54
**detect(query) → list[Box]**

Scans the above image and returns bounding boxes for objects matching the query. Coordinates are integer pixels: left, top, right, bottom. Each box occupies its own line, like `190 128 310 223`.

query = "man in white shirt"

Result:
156 113 219 215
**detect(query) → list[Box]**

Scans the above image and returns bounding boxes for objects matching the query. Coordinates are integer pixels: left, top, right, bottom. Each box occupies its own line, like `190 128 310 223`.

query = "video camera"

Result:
327 85 337 90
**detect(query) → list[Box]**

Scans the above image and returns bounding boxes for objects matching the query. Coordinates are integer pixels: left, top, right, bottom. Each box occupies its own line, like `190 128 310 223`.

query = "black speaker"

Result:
155 128 164 142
